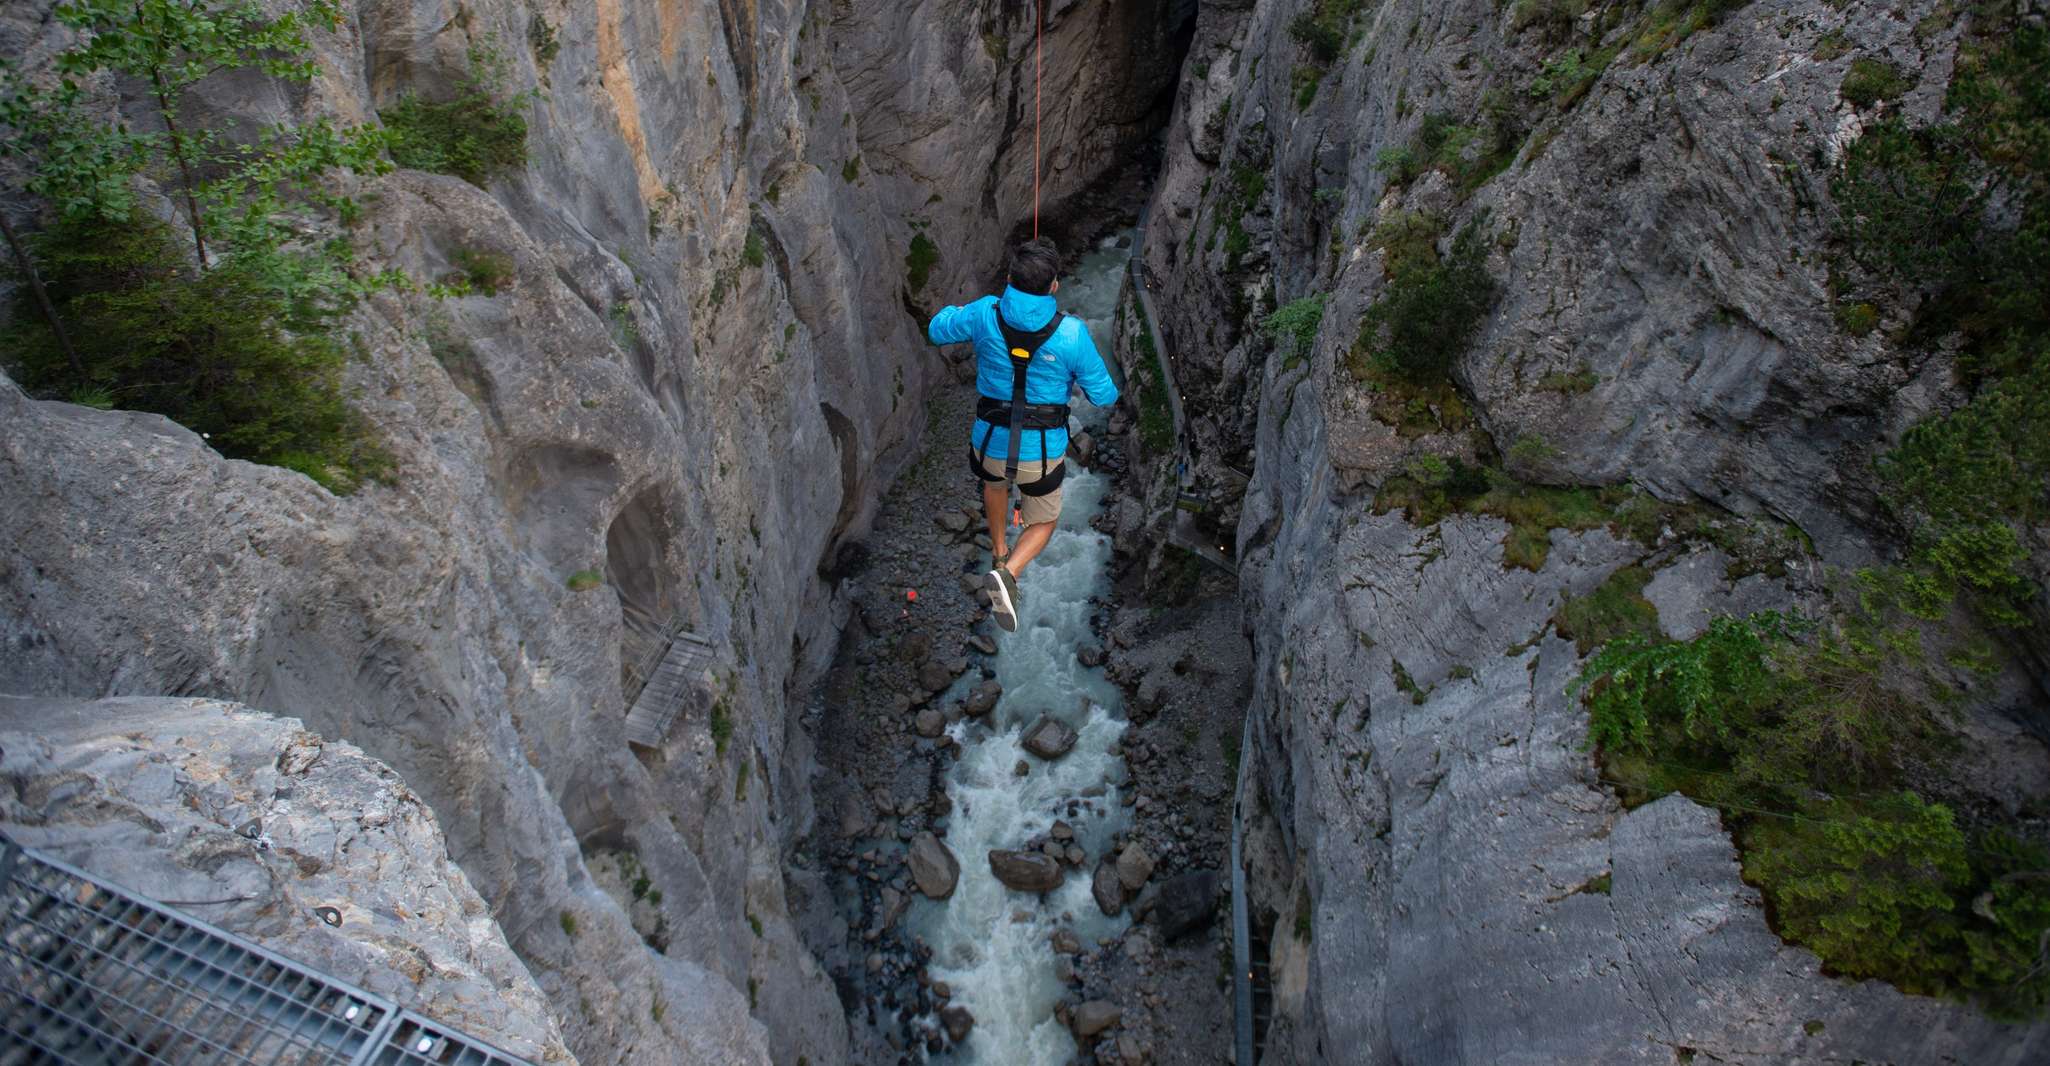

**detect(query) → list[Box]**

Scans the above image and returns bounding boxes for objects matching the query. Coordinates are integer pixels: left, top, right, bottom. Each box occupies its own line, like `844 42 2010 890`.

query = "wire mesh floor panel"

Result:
0 841 535 1066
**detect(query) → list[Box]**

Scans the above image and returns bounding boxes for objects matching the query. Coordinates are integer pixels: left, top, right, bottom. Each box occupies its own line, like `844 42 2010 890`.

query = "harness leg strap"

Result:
1017 461 1066 498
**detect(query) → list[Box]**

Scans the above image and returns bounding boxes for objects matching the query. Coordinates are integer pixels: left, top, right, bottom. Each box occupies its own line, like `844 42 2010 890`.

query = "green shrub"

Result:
1536 364 1599 393
1291 65 1324 109
1374 462 1639 570
841 155 861 183
566 569 604 591
1841 57 1909 108
1528 47 1615 107
448 248 515 295
527 14 560 69
1879 352 2049 628
1833 300 1880 336
1570 603 2050 1015
1134 321 1175 454
1554 566 1661 654
1833 25 2046 362
1629 0 1752 61
382 44 532 186
1378 109 1522 195
1262 294 1325 362
1369 210 1446 278
743 231 767 269
1961 833 2050 1018
1571 613 1785 755
1351 217 1497 384
1744 793 1971 990
710 698 735 757
905 233 938 295
1286 0 1363 65
1837 17 2048 631
1507 432 1561 473
3 215 384 492
0 0 393 492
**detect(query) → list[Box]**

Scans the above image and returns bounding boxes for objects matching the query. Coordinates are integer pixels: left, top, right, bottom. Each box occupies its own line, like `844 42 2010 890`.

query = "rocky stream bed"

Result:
799 364 1250 1065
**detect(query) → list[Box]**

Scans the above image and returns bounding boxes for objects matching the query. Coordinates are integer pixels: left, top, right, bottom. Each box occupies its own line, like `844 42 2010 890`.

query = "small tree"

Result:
0 0 396 490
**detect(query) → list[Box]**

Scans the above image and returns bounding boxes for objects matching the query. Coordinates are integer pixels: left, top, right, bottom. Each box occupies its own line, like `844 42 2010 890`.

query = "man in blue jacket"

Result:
927 237 1119 632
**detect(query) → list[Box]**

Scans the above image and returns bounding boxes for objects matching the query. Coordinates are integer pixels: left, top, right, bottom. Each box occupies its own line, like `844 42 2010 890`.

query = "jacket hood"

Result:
998 285 1058 331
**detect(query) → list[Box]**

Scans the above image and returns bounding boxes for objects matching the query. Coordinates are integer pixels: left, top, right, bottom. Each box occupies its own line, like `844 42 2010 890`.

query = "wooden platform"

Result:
623 629 715 750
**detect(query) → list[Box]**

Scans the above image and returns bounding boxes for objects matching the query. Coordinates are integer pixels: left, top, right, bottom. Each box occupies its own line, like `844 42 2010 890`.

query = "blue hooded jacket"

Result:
927 285 1120 462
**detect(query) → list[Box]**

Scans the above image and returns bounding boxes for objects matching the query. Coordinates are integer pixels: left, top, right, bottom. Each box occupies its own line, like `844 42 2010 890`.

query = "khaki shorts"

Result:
980 454 1065 526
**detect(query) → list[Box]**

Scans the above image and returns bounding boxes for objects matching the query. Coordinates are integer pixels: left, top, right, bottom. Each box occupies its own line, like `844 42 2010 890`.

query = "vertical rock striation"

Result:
1135 0 2049 1061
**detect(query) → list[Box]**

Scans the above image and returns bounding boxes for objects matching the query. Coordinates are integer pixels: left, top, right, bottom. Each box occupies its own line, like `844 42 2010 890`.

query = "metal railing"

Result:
0 838 534 1066
1229 712 1256 1066
1129 213 1239 577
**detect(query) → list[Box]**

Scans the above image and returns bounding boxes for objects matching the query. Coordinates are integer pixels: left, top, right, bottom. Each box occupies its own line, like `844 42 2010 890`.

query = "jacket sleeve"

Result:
927 303 976 346
1068 327 1120 407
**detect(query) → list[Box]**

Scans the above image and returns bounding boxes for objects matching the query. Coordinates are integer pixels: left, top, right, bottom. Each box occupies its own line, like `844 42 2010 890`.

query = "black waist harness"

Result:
975 395 1069 429
969 308 1070 500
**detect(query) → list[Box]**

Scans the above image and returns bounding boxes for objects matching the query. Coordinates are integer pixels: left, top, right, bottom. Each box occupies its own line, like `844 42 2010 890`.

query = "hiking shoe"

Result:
985 567 1022 632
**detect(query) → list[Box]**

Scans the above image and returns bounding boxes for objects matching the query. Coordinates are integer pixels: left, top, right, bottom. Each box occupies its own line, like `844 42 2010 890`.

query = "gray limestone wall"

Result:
0 1 1187 1062
1139 0 2050 1062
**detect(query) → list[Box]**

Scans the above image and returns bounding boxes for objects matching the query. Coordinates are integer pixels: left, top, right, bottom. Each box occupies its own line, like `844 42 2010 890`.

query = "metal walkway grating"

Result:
623 628 715 749
0 839 534 1066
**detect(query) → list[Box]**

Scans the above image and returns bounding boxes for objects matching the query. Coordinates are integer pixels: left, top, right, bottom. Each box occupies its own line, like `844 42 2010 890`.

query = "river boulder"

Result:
1071 1000 1122 1038
988 849 1064 893
908 832 959 899
1022 715 1078 760
1115 843 1155 892
1151 870 1220 941
964 679 1003 716
1092 860 1124 916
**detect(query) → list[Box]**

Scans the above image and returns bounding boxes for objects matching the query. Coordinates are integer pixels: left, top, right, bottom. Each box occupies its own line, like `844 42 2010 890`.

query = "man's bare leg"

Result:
983 480 1011 562
1003 521 1056 574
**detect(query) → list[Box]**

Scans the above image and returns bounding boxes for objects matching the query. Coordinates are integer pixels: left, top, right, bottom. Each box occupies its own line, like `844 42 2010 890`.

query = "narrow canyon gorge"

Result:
2 1 2048 1065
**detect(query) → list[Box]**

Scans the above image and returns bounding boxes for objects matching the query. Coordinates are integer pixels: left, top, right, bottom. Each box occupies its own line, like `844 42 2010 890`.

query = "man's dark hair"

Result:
1007 237 1061 296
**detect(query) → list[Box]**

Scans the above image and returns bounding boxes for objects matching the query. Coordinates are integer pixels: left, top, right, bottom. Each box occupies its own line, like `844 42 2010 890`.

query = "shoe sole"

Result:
985 569 1018 632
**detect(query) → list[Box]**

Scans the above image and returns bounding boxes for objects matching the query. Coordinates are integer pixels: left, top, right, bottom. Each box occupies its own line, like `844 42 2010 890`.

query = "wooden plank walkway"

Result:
623 629 715 749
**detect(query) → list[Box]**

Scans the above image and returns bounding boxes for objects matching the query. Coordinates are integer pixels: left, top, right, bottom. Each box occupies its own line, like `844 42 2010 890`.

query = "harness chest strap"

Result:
993 310 1065 480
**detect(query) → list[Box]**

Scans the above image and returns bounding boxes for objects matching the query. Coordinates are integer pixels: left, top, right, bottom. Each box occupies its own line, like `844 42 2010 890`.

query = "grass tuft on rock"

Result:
1350 216 1498 385
1554 565 1661 654
905 233 939 295
382 44 532 187
1841 57 1910 108
1262 294 1325 365
1133 317 1176 455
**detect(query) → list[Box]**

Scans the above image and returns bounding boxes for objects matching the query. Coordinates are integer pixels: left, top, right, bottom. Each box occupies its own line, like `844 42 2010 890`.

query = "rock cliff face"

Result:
0 1 1187 1062
1132 0 2050 1061
0 696 576 1062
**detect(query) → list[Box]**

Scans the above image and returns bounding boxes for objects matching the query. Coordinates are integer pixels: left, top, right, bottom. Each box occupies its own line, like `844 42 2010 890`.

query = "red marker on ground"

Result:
905 589 919 603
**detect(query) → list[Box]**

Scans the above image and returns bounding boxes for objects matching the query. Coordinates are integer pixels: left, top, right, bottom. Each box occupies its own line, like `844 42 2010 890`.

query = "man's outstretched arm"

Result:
1070 330 1120 407
927 302 977 346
